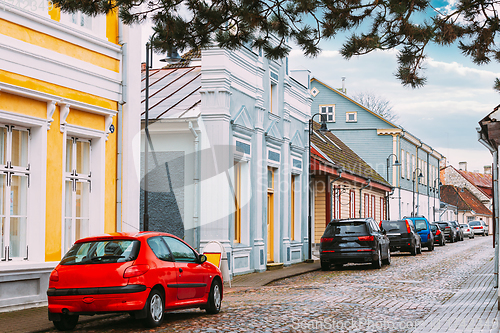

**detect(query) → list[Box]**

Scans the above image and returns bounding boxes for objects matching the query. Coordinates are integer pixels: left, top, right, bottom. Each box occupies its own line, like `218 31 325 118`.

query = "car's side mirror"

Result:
199 254 207 264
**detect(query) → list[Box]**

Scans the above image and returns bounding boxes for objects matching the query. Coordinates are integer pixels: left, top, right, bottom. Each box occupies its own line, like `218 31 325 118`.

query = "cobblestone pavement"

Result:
40 236 495 332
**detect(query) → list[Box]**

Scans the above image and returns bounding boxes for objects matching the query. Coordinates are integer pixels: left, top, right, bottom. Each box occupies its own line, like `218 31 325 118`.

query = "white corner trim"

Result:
47 100 56 130
59 103 71 132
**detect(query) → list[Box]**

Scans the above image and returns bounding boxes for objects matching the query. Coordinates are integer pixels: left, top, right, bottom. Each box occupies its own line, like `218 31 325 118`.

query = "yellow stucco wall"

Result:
0 92 46 119
105 117 117 233
45 106 63 261
65 109 105 131
0 19 119 72
106 9 119 45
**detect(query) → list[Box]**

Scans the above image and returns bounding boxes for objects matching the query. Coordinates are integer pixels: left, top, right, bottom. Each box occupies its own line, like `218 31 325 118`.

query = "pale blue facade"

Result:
310 78 444 221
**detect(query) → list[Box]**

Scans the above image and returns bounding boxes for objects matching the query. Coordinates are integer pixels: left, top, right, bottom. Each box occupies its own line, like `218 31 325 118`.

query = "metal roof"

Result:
141 66 201 120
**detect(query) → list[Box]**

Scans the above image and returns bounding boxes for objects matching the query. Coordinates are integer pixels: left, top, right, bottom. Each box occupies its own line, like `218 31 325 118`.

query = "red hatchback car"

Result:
47 232 223 331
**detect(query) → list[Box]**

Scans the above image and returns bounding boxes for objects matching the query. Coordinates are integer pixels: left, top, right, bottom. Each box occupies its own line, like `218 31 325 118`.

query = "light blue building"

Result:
310 78 445 221
141 46 312 277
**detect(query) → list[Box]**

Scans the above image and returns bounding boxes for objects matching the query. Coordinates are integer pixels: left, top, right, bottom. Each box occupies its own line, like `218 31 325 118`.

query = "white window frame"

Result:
60 11 107 40
319 105 335 122
346 112 357 122
0 125 30 262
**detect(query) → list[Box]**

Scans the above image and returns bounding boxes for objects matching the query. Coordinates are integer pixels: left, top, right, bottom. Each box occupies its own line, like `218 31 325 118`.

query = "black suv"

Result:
320 218 391 270
437 221 457 242
381 220 422 255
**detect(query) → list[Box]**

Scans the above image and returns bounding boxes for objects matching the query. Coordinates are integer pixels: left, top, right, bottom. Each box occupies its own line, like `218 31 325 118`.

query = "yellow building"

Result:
0 2 141 310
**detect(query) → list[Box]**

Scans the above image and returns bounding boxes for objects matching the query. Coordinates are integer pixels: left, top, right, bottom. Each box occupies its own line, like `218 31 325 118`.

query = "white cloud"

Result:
436 147 493 172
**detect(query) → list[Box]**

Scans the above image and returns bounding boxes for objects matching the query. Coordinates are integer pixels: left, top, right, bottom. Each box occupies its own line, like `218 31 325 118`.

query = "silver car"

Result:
469 220 489 236
460 223 475 239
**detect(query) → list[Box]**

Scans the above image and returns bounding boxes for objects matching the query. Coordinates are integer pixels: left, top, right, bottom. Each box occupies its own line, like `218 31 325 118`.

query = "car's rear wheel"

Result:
372 248 382 269
410 242 417 256
206 279 222 314
53 314 79 331
142 288 164 328
428 240 434 251
382 248 391 265
321 261 330 271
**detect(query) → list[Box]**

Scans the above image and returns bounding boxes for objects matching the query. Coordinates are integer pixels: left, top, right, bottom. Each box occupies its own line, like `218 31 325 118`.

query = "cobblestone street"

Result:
41 236 496 332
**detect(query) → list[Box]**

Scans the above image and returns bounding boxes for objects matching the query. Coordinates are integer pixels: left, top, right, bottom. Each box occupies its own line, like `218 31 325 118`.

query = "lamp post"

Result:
308 113 328 260
432 178 442 221
386 153 401 220
412 168 423 217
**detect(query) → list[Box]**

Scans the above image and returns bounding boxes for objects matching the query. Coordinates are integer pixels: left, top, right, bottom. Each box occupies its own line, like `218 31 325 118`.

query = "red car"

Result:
47 232 223 331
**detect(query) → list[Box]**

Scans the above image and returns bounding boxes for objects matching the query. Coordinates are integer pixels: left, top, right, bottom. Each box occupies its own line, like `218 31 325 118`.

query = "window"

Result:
349 190 355 218
64 137 91 253
148 237 173 261
0 126 30 261
346 112 357 122
320 105 335 122
407 152 411 179
270 72 278 114
234 162 241 243
162 236 197 262
467 216 474 222
411 155 416 179
71 12 93 30
333 186 341 219
371 195 375 219
366 197 371 219
291 175 296 241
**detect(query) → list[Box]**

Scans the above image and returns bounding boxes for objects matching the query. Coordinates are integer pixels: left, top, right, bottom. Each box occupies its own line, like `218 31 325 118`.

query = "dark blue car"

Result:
405 216 434 251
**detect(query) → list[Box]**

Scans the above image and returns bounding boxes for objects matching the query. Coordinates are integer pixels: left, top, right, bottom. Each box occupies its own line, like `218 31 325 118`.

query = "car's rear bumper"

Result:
472 229 487 234
47 286 149 317
320 250 377 264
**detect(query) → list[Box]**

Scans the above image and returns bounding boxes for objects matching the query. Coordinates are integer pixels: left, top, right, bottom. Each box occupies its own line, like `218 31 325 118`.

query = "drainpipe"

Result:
399 129 406 219
189 121 200 250
116 21 126 232
330 168 343 219
359 179 371 218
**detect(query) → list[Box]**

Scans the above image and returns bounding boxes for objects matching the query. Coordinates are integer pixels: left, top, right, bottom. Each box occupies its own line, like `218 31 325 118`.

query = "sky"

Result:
141 17 500 174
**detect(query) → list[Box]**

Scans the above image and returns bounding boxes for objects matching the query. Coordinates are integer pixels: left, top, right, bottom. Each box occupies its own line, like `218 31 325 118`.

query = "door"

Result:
267 167 275 263
162 236 207 300
146 237 178 306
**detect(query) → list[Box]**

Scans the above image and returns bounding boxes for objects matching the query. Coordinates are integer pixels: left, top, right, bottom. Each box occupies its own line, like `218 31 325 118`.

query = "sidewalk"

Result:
0 261 320 333
413 259 499 332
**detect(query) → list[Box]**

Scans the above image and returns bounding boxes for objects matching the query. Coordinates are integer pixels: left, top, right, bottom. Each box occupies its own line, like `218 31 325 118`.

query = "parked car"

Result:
450 221 464 241
405 216 434 251
320 218 391 270
381 220 422 255
469 220 489 236
437 221 457 243
47 232 223 331
460 223 475 239
430 223 446 246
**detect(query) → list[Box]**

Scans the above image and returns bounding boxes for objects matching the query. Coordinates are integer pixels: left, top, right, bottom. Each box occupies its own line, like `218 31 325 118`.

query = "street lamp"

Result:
412 168 424 217
386 153 401 220
308 113 328 260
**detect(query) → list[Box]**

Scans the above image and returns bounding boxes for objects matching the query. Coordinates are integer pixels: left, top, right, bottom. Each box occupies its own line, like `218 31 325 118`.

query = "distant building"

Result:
141 46 311 276
0 5 141 310
440 185 492 231
310 78 444 221
309 122 392 254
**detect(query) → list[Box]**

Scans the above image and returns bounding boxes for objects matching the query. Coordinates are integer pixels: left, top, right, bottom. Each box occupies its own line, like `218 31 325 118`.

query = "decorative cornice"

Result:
59 103 70 132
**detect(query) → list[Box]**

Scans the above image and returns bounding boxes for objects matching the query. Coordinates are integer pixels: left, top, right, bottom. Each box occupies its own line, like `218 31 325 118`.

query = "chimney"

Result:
141 62 146 72
459 161 467 171
341 77 346 94
484 165 492 174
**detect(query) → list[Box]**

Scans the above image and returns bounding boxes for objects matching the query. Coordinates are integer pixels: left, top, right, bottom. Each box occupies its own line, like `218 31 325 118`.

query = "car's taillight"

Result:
50 269 59 282
405 220 411 233
445 226 450 229
123 265 150 278
358 235 374 242
436 229 441 236
321 237 334 243
480 226 484 229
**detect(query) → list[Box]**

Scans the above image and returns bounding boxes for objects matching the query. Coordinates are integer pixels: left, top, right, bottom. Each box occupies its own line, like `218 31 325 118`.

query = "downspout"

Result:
399 129 406 219
359 179 371 218
116 21 126 232
427 149 433 221
189 121 200 250
330 169 343 219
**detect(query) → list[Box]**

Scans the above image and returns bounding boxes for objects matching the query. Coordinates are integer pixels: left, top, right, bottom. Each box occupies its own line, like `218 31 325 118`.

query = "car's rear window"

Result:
438 223 449 228
60 240 140 265
430 224 438 232
460 224 468 228
414 220 427 231
469 221 481 226
381 221 407 232
325 221 368 236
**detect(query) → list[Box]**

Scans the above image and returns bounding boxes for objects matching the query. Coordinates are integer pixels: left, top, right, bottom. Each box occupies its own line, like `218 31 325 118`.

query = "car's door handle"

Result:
179 268 183 273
